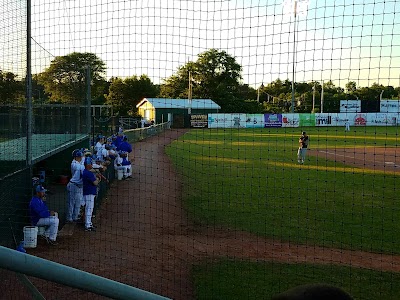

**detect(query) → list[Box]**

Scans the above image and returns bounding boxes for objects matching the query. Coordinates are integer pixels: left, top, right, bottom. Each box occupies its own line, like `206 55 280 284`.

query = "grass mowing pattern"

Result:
193 259 400 300
166 127 400 254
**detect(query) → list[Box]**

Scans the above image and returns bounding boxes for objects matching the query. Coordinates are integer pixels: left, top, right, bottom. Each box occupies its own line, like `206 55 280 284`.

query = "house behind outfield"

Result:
136 98 221 128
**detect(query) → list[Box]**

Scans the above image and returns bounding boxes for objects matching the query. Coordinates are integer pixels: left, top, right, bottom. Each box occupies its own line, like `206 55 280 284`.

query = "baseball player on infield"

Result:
297 131 309 164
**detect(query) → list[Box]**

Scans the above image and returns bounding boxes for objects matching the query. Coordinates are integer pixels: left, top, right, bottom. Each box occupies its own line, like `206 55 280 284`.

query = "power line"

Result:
31 37 55 58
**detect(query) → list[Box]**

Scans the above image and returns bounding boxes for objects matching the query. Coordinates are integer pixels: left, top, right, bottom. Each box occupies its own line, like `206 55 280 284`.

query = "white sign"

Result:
335 113 356 126
208 113 246 128
367 113 398 126
245 114 264 128
282 113 300 127
380 100 400 113
340 100 361 113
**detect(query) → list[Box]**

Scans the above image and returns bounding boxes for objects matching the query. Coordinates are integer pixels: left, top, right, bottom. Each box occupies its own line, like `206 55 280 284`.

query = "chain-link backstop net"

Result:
1 1 400 299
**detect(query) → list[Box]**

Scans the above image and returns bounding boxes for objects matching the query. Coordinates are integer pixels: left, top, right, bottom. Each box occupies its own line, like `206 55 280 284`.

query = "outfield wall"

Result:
204 113 399 128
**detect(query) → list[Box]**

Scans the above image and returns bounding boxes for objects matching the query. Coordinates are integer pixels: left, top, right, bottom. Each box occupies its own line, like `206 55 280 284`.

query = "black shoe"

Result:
127 175 132 178
39 234 49 241
47 239 58 246
85 226 96 232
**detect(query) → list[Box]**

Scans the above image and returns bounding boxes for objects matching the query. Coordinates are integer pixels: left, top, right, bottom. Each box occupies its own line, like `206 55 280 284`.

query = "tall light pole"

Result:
283 0 309 113
321 80 324 113
291 0 298 113
188 70 192 128
312 82 315 113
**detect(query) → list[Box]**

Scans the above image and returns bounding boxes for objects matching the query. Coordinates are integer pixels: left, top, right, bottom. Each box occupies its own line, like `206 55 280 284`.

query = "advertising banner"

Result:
315 113 335 126
190 114 208 128
208 113 246 128
299 114 315 126
264 114 282 127
282 114 300 127
335 113 356 126
380 100 400 113
245 114 264 128
353 113 367 126
366 113 397 126
340 100 361 112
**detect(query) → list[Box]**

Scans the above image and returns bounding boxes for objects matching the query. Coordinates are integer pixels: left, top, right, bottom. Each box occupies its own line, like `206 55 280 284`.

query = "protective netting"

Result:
1 1 400 299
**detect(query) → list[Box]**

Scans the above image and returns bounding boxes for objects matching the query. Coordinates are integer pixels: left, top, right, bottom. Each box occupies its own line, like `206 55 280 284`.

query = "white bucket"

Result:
117 169 124 180
23 226 38 248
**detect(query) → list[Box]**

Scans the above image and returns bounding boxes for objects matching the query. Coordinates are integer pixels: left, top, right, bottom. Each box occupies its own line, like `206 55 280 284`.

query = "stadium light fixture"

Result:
282 0 310 113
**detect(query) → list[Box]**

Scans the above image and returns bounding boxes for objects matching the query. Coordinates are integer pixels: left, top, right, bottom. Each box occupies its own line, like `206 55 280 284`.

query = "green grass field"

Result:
193 259 400 299
166 126 400 299
166 126 400 253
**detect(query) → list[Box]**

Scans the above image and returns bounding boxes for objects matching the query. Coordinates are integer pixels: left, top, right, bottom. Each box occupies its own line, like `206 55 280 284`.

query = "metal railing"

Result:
124 122 171 142
0 246 170 300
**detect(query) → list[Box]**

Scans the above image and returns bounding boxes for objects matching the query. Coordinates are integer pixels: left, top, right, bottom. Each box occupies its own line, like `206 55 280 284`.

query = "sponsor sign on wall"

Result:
353 113 367 126
340 100 361 112
282 114 300 127
245 114 264 128
299 114 315 126
264 114 282 127
207 113 399 128
190 114 208 128
366 113 397 126
208 113 246 128
315 113 334 126
380 100 400 113
335 113 356 126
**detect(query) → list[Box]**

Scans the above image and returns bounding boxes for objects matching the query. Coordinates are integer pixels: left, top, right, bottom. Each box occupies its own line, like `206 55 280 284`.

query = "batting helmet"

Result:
72 149 83 158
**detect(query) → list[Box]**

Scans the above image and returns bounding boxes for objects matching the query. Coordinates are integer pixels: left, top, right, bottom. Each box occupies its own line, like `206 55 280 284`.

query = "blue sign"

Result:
264 114 282 127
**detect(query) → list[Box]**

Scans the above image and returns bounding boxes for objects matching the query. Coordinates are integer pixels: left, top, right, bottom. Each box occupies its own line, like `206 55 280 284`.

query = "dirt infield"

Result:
3 130 400 300
308 146 400 173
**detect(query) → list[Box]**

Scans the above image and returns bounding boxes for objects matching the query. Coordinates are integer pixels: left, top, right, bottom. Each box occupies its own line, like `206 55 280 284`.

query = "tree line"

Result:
1 49 399 115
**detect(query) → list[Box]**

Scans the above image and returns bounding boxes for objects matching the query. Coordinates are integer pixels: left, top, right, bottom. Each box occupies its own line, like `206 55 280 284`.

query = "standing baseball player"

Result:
297 131 309 164
82 157 101 231
66 149 85 223
345 120 351 131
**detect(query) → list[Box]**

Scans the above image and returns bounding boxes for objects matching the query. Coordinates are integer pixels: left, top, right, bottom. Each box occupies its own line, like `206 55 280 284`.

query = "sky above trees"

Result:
1 0 399 89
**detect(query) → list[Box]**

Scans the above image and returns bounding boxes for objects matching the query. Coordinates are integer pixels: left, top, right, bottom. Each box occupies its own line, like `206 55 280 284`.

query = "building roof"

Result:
136 98 221 110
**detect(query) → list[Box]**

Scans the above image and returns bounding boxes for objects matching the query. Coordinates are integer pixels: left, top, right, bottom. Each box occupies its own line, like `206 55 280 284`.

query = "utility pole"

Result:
26 0 32 167
321 80 324 113
86 66 92 145
312 82 315 113
257 82 264 103
188 70 192 127
291 0 297 113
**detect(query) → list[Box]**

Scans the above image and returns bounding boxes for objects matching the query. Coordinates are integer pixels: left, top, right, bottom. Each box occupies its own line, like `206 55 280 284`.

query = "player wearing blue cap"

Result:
82 157 101 231
29 185 59 245
66 149 85 223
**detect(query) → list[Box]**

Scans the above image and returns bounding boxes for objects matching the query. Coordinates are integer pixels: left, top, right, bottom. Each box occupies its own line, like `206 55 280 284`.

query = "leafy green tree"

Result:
160 49 245 112
345 81 357 94
0 70 23 104
105 75 158 116
125 74 159 107
105 78 128 115
38 52 106 104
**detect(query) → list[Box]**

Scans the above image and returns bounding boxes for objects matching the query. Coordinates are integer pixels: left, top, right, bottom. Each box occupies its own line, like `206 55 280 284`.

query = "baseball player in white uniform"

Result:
66 149 85 223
